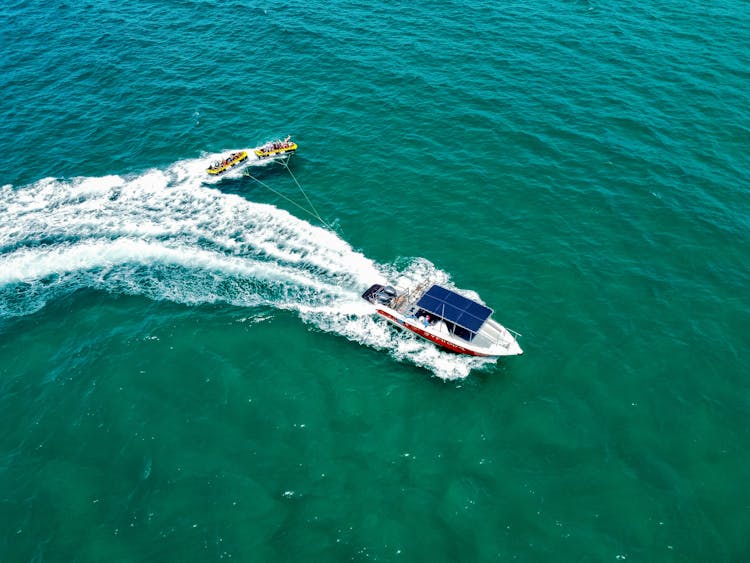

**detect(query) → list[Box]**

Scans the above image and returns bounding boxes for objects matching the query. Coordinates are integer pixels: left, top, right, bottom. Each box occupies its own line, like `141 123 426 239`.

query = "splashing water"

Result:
0 154 498 379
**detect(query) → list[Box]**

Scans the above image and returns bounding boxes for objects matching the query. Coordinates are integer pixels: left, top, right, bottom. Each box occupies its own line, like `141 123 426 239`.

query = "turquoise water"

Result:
2 0 749 560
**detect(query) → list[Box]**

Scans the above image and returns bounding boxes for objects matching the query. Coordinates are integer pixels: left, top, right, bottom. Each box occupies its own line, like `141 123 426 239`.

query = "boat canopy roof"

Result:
416 285 493 334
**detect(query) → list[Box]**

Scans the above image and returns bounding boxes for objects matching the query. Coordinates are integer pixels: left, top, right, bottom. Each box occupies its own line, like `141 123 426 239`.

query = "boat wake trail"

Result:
0 157 497 379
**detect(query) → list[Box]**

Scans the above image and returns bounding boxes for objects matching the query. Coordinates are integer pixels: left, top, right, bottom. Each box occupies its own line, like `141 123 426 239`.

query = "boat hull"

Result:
362 283 522 358
376 308 493 356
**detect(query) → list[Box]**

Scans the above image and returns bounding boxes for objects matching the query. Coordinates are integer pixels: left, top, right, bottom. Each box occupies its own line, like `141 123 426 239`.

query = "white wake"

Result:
0 155 498 379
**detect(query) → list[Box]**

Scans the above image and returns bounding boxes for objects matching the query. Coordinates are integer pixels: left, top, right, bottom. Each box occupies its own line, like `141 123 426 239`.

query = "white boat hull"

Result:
370 302 522 358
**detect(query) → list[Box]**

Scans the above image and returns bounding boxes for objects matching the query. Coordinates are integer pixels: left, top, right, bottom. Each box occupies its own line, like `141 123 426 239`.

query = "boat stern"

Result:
362 284 385 302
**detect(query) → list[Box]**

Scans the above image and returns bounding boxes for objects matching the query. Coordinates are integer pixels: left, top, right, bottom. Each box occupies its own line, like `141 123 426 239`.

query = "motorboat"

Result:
254 136 298 159
207 151 249 175
362 282 522 357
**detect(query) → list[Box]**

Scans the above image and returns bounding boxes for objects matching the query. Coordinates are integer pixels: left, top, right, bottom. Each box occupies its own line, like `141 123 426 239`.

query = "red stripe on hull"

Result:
376 309 489 357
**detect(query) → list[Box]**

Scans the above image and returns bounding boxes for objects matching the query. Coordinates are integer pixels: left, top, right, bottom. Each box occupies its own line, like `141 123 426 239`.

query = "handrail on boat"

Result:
507 327 522 339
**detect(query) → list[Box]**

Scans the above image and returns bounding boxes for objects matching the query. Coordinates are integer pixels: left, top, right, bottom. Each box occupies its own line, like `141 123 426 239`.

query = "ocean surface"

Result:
2 0 749 560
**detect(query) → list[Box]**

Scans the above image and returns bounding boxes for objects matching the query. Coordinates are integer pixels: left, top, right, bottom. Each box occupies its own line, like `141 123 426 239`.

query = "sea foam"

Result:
0 157 496 379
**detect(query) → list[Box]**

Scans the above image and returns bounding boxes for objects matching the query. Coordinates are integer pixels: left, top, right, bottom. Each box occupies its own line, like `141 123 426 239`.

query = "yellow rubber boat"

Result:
254 137 298 159
206 151 249 175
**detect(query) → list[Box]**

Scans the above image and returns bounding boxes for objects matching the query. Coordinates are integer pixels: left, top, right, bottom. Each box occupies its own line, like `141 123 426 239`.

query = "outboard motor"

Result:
375 285 398 305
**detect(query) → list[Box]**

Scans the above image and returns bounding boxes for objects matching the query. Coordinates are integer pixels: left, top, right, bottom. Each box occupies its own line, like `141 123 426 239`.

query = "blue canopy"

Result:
416 285 493 334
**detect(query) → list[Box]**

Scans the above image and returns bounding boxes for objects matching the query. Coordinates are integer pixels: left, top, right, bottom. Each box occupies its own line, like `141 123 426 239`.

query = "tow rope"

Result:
243 156 333 230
